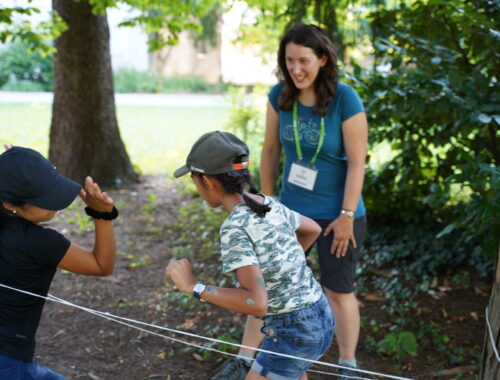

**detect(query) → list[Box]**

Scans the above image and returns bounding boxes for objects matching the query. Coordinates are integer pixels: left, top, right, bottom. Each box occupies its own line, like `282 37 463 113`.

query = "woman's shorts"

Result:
313 215 367 293
251 293 334 380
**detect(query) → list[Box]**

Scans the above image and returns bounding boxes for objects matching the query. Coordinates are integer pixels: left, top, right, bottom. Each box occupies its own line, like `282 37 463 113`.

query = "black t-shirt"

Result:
0 216 70 362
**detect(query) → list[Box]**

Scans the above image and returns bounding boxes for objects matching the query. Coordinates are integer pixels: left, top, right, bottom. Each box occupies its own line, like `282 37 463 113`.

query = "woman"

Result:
212 23 368 380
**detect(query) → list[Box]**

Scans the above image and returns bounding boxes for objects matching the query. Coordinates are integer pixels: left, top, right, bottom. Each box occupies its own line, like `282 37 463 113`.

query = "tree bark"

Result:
50 0 138 187
480 245 500 380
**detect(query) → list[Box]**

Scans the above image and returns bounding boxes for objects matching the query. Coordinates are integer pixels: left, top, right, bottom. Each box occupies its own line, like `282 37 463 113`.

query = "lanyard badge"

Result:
287 102 325 191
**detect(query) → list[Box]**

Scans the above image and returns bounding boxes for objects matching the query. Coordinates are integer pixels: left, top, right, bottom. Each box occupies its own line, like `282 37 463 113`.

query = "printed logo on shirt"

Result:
283 118 321 146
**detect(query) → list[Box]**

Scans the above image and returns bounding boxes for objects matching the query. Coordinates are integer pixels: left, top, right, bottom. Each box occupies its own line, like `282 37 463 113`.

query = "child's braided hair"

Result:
193 169 271 217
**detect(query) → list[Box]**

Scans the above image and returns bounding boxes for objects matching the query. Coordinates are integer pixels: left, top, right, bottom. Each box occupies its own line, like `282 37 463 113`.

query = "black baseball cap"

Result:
174 131 250 178
0 146 81 211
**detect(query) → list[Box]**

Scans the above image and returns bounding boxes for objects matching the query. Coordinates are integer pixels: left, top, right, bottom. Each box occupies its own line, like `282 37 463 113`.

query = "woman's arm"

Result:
324 112 368 257
341 112 368 214
166 259 268 317
260 101 281 196
58 176 116 276
295 215 322 252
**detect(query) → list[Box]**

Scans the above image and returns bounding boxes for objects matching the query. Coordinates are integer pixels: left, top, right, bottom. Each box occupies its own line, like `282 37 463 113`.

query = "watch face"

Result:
194 283 205 292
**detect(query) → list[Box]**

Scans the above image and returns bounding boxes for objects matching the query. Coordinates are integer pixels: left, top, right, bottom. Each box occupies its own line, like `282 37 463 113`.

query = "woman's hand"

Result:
79 176 114 212
323 215 357 258
165 259 197 294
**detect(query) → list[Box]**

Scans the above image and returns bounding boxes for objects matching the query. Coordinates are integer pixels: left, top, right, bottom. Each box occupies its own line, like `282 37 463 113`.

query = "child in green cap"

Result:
166 131 334 380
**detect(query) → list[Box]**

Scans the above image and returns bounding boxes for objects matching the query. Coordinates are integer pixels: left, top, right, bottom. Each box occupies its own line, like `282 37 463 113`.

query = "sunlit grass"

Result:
0 103 230 176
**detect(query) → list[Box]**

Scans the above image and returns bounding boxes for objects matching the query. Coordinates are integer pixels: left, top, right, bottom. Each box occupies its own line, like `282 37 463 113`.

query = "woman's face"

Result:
285 42 326 92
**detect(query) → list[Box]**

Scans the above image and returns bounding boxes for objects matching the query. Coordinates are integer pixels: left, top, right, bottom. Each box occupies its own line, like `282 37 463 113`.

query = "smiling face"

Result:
285 42 327 92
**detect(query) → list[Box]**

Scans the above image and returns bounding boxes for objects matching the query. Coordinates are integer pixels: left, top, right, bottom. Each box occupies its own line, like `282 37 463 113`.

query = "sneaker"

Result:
339 365 359 380
211 358 251 380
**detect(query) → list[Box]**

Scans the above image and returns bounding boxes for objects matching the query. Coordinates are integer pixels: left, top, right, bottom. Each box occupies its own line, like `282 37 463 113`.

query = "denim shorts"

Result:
0 353 67 380
251 293 334 380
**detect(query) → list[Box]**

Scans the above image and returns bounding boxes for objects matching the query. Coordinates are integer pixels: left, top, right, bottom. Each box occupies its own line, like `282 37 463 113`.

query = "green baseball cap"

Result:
174 131 250 178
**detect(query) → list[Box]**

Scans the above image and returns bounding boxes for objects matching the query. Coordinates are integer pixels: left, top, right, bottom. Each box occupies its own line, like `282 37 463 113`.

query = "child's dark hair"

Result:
193 170 271 217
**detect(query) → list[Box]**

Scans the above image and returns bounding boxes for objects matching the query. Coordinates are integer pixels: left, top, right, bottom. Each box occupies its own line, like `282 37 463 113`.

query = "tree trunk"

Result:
480 245 500 379
50 0 138 187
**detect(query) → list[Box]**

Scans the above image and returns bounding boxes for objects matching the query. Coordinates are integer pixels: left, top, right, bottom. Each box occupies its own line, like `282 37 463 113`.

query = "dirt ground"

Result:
33 175 490 380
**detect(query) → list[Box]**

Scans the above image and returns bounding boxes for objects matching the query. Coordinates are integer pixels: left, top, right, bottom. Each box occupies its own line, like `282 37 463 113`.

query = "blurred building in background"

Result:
4 0 276 86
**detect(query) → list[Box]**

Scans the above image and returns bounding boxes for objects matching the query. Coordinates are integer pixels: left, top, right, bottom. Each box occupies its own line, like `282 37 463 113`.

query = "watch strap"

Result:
341 209 355 218
193 281 207 300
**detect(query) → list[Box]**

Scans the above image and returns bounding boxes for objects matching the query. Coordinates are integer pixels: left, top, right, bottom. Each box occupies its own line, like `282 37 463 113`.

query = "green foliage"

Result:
1 0 216 53
234 0 398 63
224 85 268 189
65 211 94 236
113 69 216 93
354 0 499 259
107 0 217 51
357 219 492 316
0 41 54 90
0 5 66 54
170 195 227 263
225 85 266 149
377 331 418 361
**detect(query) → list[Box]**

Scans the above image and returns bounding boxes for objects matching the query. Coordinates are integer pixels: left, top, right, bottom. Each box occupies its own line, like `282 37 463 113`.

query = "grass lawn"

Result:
0 103 230 176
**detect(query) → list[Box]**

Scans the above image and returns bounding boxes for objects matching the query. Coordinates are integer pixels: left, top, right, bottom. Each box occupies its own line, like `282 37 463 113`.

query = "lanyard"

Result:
292 101 325 166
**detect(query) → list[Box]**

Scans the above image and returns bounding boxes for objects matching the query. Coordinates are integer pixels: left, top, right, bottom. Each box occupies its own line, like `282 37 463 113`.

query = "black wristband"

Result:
84 206 119 220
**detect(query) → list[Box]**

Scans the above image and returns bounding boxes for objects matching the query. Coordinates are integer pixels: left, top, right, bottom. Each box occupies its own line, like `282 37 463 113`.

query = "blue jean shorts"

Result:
0 353 67 380
251 293 334 380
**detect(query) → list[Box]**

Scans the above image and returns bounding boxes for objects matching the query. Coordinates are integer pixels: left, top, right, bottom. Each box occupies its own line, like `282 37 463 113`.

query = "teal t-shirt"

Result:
268 81 366 220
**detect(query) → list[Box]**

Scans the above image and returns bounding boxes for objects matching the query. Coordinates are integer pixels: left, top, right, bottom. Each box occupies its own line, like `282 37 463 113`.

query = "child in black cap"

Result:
166 131 334 380
0 146 118 379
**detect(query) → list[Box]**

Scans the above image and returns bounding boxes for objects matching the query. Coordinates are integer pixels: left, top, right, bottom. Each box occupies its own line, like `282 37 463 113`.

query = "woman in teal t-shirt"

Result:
211 23 368 380
261 22 368 379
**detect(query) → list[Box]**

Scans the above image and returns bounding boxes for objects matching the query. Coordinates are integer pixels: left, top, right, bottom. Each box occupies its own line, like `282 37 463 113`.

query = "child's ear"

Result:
204 175 219 190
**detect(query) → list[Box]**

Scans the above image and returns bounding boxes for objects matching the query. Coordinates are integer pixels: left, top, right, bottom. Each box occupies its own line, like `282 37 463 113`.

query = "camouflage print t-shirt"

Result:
220 196 323 315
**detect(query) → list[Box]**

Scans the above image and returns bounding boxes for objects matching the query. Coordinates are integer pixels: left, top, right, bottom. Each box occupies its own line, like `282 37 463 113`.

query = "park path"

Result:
0 91 229 107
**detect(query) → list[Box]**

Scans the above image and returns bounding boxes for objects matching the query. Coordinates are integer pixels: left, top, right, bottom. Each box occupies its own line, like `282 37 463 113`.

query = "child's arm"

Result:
58 176 116 276
166 259 268 317
295 215 322 252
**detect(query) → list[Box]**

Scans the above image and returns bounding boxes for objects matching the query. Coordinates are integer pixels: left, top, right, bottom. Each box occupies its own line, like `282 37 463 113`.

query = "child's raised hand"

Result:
79 176 114 212
165 259 197 294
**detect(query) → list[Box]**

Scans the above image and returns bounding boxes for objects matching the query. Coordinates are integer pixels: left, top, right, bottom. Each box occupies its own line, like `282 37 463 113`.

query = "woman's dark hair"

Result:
193 170 271 217
277 22 339 116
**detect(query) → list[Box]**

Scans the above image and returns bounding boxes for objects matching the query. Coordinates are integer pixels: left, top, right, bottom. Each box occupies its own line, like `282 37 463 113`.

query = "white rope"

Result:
485 306 500 363
308 368 368 379
47 295 366 379
0 283 414 380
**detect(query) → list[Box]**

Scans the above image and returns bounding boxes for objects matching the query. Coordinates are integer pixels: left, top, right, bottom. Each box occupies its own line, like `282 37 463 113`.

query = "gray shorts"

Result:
308 216 367 294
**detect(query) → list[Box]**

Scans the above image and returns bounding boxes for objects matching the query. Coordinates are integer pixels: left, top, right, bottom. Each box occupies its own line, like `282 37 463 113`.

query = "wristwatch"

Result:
341 209 355 219
192 281 207 301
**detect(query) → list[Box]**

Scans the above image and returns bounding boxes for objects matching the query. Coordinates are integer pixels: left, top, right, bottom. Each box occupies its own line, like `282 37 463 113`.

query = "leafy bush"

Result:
377 331 418 361
352 0 499 260
113 68 217 94
0 41 54 91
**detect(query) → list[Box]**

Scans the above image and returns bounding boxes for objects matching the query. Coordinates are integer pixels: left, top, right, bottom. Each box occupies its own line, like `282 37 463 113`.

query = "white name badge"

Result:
288 162 318 191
